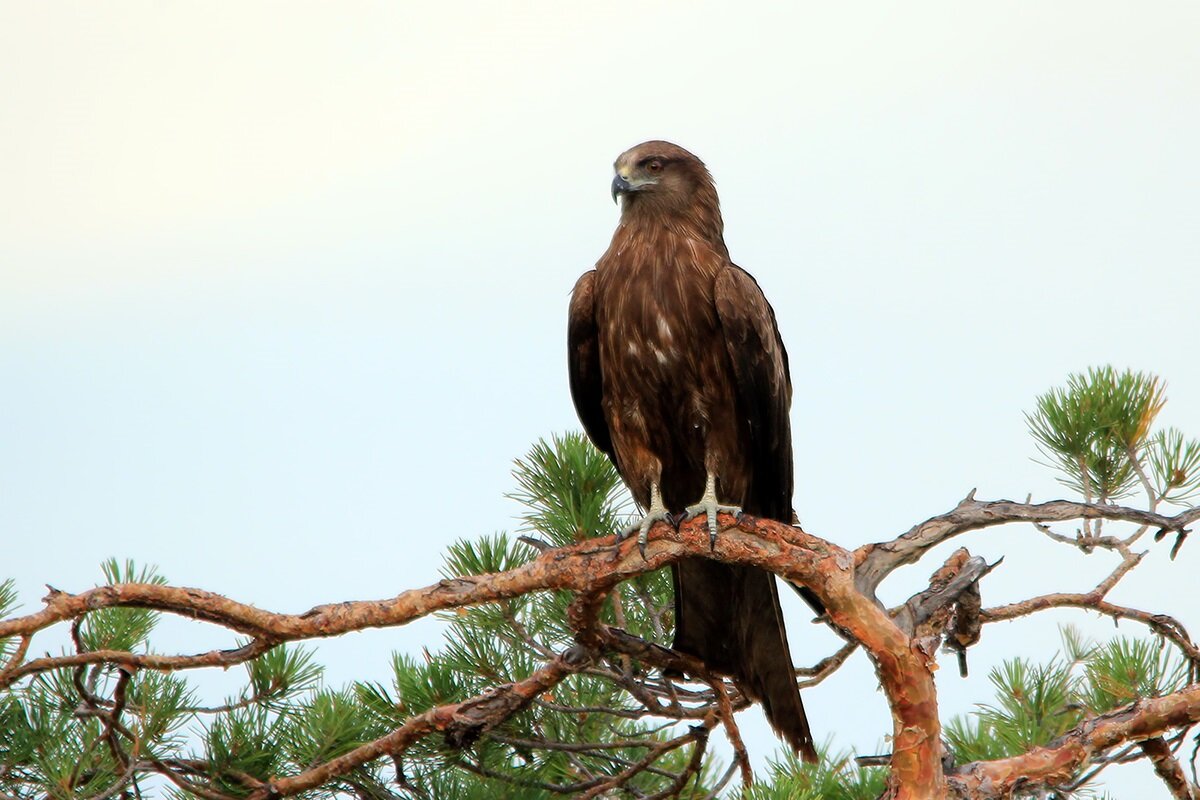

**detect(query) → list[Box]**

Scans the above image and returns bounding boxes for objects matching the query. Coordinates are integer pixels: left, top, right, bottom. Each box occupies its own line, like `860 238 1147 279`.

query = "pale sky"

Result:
2 3 1199 796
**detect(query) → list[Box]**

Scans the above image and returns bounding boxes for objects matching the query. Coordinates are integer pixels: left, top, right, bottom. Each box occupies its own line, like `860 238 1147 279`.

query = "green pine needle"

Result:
204 705 286 795
440 531 534 579
1026 367 1166 500
1059 624 1096 665
126 670 196 750
390 652 465 718
748 744 888 800
944 714 1020 762
79 559 167 653
508 432 631 546
245 643 322 708
1148 427 1200 504
281 688 389 768
959 657 1083 760
352 680 404 728
0 579 17 664
1080 636 1186 713
0 579 17 617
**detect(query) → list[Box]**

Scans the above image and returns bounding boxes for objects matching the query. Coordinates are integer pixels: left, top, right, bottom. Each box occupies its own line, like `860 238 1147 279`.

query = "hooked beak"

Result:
611 174 633 204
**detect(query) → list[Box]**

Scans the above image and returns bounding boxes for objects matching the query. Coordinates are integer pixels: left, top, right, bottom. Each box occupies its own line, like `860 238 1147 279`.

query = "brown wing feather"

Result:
688 264 816 761
713 265 793 521
567 271 615 460
714 266 827 613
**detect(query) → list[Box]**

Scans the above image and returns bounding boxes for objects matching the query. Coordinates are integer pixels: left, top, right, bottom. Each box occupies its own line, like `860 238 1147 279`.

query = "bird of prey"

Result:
567 140 816 760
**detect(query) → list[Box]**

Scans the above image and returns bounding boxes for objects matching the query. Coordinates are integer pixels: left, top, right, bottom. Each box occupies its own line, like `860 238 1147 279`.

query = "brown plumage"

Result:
567 140 816 761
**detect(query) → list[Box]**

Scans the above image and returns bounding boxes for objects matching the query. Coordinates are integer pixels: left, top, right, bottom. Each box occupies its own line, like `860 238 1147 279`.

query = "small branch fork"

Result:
853 493 1199 595
1 496 1196 798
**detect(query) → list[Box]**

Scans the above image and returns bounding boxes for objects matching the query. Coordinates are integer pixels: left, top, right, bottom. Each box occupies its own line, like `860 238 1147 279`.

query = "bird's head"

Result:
610 140 717 215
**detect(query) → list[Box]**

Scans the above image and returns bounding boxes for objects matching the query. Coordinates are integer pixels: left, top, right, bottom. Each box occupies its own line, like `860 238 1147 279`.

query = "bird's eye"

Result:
646 159 664 173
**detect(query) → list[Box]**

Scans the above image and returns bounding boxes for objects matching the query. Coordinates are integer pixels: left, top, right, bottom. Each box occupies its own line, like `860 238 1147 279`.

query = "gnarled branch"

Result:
949 683 1200 798
6 495 1198 798
854 495 1198 595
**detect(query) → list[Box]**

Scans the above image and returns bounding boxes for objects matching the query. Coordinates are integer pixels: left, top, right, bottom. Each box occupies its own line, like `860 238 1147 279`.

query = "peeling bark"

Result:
949 684 1200 798
3 495 1198 798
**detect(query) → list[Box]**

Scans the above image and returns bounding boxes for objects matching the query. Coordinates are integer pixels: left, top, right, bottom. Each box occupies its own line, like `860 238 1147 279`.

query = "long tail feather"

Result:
673 560 817 761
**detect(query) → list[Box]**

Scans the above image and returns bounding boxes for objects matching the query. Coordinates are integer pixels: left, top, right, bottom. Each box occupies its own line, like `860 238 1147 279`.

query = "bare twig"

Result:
574 726 708 800
456 756 608 794
982 597 1199 664
0 640 275 690
642 728 709 800
797 641 858 689
701 759 740 800
706 674 752 789
854 495 1199 595
489 732 686 753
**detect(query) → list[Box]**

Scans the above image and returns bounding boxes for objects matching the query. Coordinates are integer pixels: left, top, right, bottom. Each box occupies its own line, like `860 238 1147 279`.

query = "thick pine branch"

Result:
948 683 1200 798
3 515 840 668
1 513 946 798
3 496 1198 798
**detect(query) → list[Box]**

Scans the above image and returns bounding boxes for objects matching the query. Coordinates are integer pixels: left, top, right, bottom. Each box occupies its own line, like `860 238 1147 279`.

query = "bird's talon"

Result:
684 480 743 551
636 522 651 560
623 483 670 559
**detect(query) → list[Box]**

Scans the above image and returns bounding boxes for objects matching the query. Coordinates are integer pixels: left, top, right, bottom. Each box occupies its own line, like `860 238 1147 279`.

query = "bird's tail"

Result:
672 559 817 762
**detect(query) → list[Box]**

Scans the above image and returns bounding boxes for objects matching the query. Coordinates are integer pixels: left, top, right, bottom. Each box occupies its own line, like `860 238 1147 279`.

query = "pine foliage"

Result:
1025 366 1200 511
945 626 1189 798
1 370 1198 797
746 746 887 800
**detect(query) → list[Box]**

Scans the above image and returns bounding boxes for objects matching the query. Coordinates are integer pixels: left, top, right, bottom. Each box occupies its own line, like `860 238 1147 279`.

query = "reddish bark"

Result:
949 684 1200 798
4 497 1199 798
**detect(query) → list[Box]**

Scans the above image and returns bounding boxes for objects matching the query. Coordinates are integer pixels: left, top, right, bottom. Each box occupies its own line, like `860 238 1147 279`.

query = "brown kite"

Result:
567 141 816 760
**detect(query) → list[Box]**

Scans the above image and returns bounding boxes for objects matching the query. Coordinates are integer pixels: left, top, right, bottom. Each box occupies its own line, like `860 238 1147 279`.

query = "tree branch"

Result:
252 648 587 799
32 498 1190 797
854 495 1199 596
949 683 1200 798
797 641 858 688
0 640 276 690
982 596 1200 664
0 513 946 799
1139 736 1198 800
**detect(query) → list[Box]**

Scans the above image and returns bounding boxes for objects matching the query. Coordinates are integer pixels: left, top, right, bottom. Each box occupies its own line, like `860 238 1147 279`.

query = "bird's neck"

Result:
616 187 728 258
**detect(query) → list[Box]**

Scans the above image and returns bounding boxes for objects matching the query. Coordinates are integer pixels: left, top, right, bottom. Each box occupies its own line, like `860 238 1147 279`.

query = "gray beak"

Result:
611 174 632 204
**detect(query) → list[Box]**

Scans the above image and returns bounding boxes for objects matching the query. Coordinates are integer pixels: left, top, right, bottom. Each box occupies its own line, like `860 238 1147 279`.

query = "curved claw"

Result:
684 500 742 549
683 473 741 550
622 508 673 559
620 483 672 561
